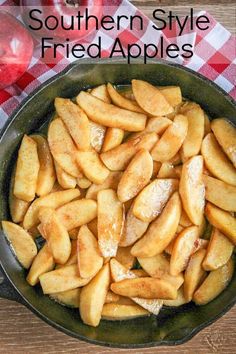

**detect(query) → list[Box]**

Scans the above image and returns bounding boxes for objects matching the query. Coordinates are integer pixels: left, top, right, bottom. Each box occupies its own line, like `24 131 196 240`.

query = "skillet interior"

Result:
0 58 235 348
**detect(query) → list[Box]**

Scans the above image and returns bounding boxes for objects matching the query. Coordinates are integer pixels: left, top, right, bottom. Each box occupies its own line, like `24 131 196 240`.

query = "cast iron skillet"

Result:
0 58 235 348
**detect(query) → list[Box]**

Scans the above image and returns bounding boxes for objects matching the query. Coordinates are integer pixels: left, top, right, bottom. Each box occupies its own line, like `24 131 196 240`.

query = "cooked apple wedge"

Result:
138 253 184 289
117 149 153 202
77 225 103 278
2 221 37 269
132 178 179 222
76 91 147 132
86 171 122 200
163 287 188 307
13 135 40 202
97 189 124 257
105 290 120 304
89 121 106 153
56 199 97 231
203 175 236 212
119 202 149 247
158 86 182 107
87 218 98 238
55 98 90 151
184 249 206 302
132 79 173 116
102 303 149 320
48 118 81 177
56 239 77 268
131 116 172 140
111 277 177 300
27 244 54 286
179 155 205 225
80 263 110 327
100 133 158 171
54 160 77 189
170 226 200 276
115 246 135 270
107 83 145 113
9 172 30 223
180 103 205 161
179 210 192 227
39 264 91 294
157 162 179 179
102 127 124 152
211 118 236 167
201 133 236 186
131 192 181 257
38 207 71 265
31 134 56 196
50 288 81 308
193 258 234 305
205 203 236 244
90 84 111 103
151 115 188 162
76 150 110 185
202 228 234 271
23 189 80 230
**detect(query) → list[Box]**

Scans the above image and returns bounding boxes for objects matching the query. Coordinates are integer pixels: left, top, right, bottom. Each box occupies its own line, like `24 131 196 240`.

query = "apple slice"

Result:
54 160 77 189
163 287 189 307
179 155 205 225
86 171 122 200
201 133 236 186
27 244 54 286
130 116 172 141
105 291 120 304
102 303 149 320
115 246 135 270
102 127 124 152
107 83 145 113
50 288 81 308
90 84 111 103
89 121 106 153
131 192 181 257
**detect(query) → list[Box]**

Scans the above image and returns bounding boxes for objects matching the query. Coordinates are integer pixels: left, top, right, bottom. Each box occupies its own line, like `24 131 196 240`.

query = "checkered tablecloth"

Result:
0 0 235 129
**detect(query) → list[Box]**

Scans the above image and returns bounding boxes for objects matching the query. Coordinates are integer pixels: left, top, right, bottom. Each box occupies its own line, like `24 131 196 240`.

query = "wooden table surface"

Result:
0 1 235 353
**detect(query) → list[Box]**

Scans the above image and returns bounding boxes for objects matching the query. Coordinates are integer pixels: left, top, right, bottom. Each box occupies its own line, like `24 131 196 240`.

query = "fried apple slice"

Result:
211 118 236 167
132 80 173 116
193 258 234 305
56 239 77 268
87 218 98 238
203 175 236 212
91 84 111 103
102 303 149 320
23 189 80 230
163 287 188 307
205 203 236 244
97 189 124 257
54 160 77 189
89 121 106 153
31 135 56 196
2 221 37 269
76 150 109 185
138 254 184 289
38 207 71 265
48 118 81 177
201 133 236 186
50 288 81 308
133 178 179 222
111 277 177 300
110 258 163 315
101 133 158 171
55 98 90 151
184 249 206 302
80 263 110 327
86 171 122 200
27 244 54 286
77 176 92 189
117 149 153 202
131 117 172 141
157 162 179 179
151 115 188 162
179 210 192 227
115 246 135 270
9 171 30 223
76 91 147 132
170 226 200 276
102 127 124 152
131 192 181 257
202 228 234 271
13 135 40 202
179 155 205 225
77 225 103 278
107 83 145 113
56 199 97 231
105 291 120 304
158 86 182 107
119 202 149 247
180 103 204 161
39 264 91 294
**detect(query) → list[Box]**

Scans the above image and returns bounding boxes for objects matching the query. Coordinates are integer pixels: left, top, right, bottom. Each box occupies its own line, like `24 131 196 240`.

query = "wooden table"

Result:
1 1 235 353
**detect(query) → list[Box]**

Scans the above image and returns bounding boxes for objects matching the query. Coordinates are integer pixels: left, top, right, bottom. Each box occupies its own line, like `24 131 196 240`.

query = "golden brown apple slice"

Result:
9 171 30 223
54 160 77 189
86 171 122 200
163 287 189 307
211 118 236 167
107 83 145 113
117 149 153 202
151 115 188 162
158 86 182 107
105 291 120 304
193 258 234 305
56 239 77 268
130 116 172 140
80 263 110 327
50 288 81 308
89 121 106 153
179 155 205 225
90 84 111 103
115 246 135 270
131 192 181 257
27 244 54 286
201 133 236 186
102 303 149 320
102 127 124 152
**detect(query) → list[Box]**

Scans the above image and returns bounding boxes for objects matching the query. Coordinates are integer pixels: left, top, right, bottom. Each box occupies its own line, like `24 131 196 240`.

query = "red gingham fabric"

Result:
0 0 235 129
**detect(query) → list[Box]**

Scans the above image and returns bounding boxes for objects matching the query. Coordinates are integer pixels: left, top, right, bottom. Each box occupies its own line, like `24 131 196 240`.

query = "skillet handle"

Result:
0 268 23 303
